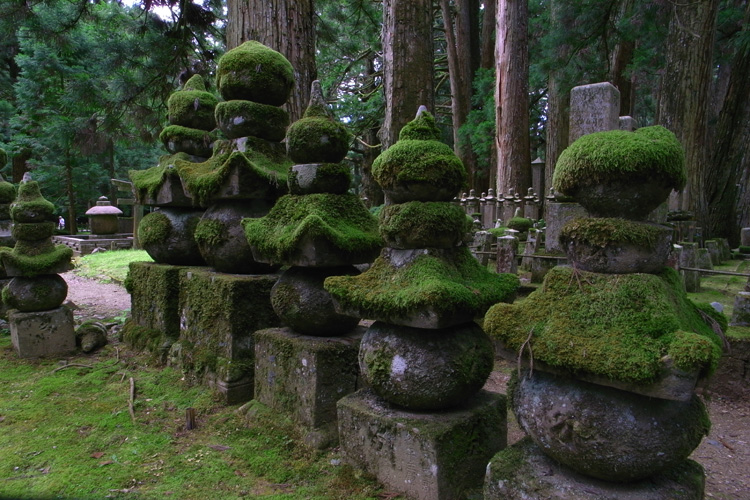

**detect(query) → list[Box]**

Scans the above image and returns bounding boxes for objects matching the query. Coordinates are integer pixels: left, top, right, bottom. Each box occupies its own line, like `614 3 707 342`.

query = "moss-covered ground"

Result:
0 331 383 500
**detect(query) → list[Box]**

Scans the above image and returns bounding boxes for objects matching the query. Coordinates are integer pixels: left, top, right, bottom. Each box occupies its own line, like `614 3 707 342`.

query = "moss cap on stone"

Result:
552 126 687 194
168 88 218 130
372 108 466 202
243 193 382 265
129 153 189 202
484 266 723 385
215 41 294 105
325 247 519 326
10 179 55 223
0 243 73 277
0 174 17 204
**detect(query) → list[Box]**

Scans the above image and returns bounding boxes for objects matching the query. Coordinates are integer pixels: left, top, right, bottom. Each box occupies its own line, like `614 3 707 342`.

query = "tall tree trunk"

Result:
480 0 496 70
11 148 31 184
65 150 78 235
225 0 317 124
440 0 483 191
608 0 635 117
360 55 384 207
705 3 750 245
379 0 435 150
495 0 531 196
656 0 719 218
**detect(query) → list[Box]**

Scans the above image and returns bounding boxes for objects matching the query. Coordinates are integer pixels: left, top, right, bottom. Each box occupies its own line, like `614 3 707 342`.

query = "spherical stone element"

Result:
138 208 206 266
359 321 494 410
560 218 674 273
168 89 218 130
270 266 360 336
215 100 289 141
288 163 351 195
2 274 68 311
10 181 55 223
552 126 686 219
379 201 468 249
510 370 710 482
216 41 294 105
286 116 350 164
159 125 214 158
195 200 278 274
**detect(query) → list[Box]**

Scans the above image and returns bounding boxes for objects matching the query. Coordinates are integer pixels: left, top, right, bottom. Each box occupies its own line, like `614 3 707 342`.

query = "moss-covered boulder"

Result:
215 100 289 141
286 81 349 164
372 108 466 203
159 125 215 158
484 267 723 387
10 180 55 223
288 163 351 195
167 75 218 130
2 274 68 311
325 247 519 329
378 201 469 249
215 41 294 105
243 193 382 266
138 208 205 266
552 126 686 219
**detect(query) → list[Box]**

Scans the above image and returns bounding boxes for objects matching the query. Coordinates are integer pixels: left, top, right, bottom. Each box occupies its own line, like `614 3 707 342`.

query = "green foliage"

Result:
457 68 496 182
553 126 687 194
507 217 533 233
484 267 723 384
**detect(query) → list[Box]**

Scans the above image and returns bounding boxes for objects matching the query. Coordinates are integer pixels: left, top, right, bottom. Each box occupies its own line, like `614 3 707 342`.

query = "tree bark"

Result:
379 0 434 150
359 54 384 207
65 149 78 235
495 0 531 196
608 0 635 117
656 0 719 217
225 0 317 124
480 0 496 70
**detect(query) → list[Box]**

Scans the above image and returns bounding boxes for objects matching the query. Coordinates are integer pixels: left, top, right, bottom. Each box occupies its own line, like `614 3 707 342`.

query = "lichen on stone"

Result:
484 266 723 384
324 248 519 321
553 125 686 194
243 193 381 264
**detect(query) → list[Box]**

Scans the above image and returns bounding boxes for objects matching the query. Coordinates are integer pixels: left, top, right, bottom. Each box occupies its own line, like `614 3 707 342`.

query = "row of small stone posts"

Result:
457 187 541 228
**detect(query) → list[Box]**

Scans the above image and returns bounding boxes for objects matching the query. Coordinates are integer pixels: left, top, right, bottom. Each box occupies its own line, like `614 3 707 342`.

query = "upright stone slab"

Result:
544 201 588 253
9 307 76 358
568 82 620 143
338 388 507 500
254 326 363 448
175 268 280 403
741 228 750 247
678 242 700 292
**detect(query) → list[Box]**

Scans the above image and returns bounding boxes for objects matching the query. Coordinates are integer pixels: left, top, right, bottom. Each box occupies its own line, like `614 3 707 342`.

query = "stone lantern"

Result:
86 196 122 235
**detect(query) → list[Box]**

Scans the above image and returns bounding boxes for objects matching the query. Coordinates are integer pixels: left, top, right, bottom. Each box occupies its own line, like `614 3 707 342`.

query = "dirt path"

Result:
63 272 750 499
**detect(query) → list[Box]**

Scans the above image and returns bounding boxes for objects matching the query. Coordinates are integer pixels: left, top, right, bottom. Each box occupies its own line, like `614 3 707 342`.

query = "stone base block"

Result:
485 437 705 500
338 388 507 500
10 306 76 358
254 326 363 448
127 261 183 339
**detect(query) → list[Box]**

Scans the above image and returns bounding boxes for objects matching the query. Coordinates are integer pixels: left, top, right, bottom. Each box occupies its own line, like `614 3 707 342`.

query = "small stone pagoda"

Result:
324 107 518 500
243 80 381 447
1 173 75 357
484 126 722 499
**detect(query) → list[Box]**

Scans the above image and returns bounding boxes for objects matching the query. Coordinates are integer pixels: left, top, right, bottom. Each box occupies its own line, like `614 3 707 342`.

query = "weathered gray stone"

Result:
3 274 68 311
730 291 750 326
9 306 76 358
271 266 359 336
510 370 709 482
678 242 700 292
619 115 637 131
338 388 507 500
485 437 705 500
196 199 277 274
139 207 206 266
76 321 108 353
571 177 675 220
544 202 588 253
359 321 494 410
288 163 351 195
741 227 750 246
705 239 722 266
496 235 518 274
127 262 183 340
254 326 363 448
569 82 620 143
697 248 714 270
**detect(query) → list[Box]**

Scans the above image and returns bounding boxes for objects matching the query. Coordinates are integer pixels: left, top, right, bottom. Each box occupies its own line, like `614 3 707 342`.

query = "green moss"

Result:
0 179 16 203
487 227 506 238
692 300 728 332
10 181 55 222
506 217 533 233
372 139 466 193
129 153 189 201
175 150 290 206
553 126 686 194
324 248 519 320
138 212 171 247
484 267 723 384
194 218 225 247
379 201 468 244
168 90 218 130
214 100 289 141
399 109 442 141
183 74 207 92
739 245 750 254
560 217 666 249
243 193 381 264
215 41 294 105
12 222 54 241
287 116 350 164
126 262 184 339
0 244 72 277
159 125 216 156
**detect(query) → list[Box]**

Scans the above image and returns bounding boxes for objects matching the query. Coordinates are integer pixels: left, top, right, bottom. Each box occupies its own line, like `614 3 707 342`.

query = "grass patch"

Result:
74 250 153 284
0 331 383 499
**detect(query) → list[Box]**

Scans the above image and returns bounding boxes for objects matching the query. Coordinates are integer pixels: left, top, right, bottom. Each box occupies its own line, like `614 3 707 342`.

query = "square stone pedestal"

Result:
10 306 76 358
338 388 507 500
254 326 363 448
485 437 705 500
127 261 184 339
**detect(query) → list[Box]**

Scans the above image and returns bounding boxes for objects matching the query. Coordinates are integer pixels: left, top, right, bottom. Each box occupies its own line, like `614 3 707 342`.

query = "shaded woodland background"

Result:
0 0 747 242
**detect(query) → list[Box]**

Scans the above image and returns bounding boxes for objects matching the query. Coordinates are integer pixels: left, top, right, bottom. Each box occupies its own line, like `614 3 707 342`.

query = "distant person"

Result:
58 216 65 230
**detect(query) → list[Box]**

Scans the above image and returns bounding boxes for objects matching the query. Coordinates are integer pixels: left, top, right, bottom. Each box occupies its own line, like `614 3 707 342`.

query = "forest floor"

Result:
62 271 750 500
